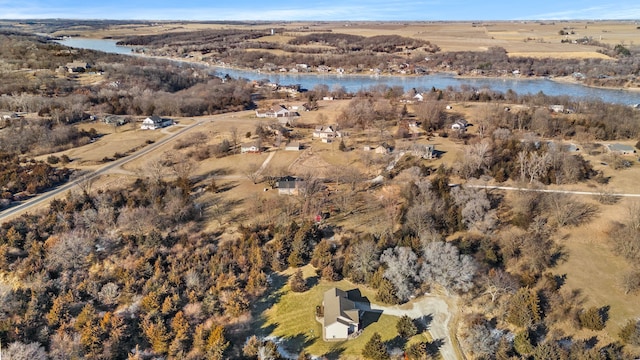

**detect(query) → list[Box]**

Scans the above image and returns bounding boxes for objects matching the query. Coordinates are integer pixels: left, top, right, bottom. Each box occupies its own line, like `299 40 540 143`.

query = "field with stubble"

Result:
39 20 640 60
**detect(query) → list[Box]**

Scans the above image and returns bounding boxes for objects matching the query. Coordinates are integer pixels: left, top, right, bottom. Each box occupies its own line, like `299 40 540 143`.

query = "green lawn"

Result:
260 265 432 359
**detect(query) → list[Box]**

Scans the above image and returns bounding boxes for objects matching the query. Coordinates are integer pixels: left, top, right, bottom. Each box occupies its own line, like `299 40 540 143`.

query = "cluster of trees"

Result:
118 28 271 53
0 153 72 207
288 33 438 53
0 175 253 358
424 46 640 87
0 118 97 155
0 32 254 118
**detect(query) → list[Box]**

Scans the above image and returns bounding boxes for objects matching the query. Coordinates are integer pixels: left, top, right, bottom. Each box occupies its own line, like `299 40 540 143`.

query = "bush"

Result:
578 306 606 330
46 155 60 164
619 319 640 345
289 269 307 293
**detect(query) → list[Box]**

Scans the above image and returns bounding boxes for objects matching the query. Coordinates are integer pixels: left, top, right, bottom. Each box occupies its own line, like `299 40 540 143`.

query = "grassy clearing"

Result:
261 265 427 359
552 197 640 341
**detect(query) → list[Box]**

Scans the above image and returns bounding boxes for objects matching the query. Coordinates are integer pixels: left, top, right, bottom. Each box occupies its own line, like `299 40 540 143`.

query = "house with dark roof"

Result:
276 176 303 195
322 288 361 341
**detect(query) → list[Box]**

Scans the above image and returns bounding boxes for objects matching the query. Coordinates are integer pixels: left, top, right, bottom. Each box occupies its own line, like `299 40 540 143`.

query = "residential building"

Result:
140 116 173 130
322 288 361 341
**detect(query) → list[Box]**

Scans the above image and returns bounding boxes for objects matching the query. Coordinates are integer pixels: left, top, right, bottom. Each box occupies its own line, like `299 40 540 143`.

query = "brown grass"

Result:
49 20 640 61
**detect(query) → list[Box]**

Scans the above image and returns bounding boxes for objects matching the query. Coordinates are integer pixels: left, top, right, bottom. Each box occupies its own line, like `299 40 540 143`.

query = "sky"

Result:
1 0 640 21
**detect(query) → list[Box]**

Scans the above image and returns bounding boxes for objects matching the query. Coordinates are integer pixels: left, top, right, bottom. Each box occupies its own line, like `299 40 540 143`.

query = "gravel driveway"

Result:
355 295 460 360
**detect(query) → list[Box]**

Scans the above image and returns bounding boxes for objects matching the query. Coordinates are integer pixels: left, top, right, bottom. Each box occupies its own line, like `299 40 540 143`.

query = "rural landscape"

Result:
0 17 640 360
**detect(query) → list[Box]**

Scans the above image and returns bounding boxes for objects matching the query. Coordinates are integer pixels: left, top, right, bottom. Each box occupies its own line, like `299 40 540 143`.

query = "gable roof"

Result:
323 288 359 327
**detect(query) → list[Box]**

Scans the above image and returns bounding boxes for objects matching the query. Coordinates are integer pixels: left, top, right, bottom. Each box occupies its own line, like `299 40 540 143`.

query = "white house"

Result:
140 116 173 130
241 142 261 154
256 105 296 118
451 119 468 131
549 105 565 113
313 126 342 143
322 288 361 341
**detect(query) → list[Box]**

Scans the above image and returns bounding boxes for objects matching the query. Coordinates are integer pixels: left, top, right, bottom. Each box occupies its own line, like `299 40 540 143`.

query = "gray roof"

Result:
323 288 359 327
608 143 636 153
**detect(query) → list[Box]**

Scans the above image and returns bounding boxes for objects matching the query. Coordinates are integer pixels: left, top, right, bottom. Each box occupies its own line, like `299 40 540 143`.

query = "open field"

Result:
39 20 640 60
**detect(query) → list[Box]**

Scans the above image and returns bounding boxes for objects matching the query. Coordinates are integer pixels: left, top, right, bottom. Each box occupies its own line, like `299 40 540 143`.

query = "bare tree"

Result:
143 157 169 184
461 320 501 359
544 193 597 227
420 241 477 294
380 246 420 301
482 268 518 302
1 341 48 360
244 162 262 184
46 230 94 272
415 100 446 131
345 239 379 283
518 150 551 183
460 140 493 178
336 165 364 192
452 186 497 232
98 282 121 305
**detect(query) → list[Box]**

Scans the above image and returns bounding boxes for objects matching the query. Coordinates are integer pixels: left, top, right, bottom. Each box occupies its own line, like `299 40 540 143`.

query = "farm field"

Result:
35 20 640 60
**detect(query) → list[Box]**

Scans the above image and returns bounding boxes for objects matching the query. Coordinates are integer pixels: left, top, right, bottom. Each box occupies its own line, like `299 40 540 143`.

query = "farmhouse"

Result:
103 115 128 126
140 115 173 130
451 119 468 131
549 105 565 113
322 288 361 341
312 126 342 143
66 61 90 73
255 105 297 118
241 142 262 154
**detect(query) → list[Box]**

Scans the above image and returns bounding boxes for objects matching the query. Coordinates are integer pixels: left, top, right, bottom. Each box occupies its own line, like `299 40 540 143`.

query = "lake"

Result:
56 38 640 106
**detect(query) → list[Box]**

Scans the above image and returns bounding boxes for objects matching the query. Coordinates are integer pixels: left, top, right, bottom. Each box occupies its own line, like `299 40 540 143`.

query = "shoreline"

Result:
177 56 640 95
54 36 640 98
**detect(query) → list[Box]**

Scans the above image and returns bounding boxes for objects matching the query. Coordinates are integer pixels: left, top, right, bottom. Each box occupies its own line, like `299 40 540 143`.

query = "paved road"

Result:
356 295 460 360
0 120 202 222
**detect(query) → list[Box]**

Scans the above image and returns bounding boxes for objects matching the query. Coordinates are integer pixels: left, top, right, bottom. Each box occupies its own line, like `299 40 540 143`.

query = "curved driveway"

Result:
356 295 461 360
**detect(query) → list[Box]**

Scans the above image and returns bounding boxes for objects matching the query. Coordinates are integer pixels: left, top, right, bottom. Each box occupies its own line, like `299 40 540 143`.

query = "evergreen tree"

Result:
396 315 418 339
141 318 170 354
289 269 307 292
405 341 429 360
205 324 229 360
619 319 640 345
578 306 606 331
506 288 542 327
513 328 534 355
339 139 347 152
376 278 400 305
362 332 390 360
